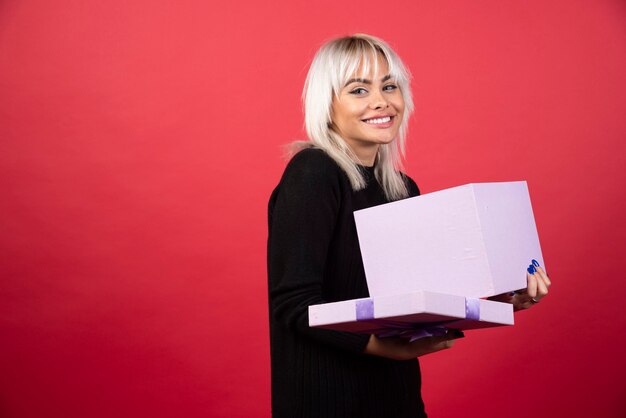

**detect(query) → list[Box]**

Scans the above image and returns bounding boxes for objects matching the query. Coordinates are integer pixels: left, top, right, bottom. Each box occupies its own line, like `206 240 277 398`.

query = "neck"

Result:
346 142 379 167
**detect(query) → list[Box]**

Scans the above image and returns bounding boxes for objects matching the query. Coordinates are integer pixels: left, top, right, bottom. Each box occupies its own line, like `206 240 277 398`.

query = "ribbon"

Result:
356 299 374 321
465 297 480 321
355 296 482 342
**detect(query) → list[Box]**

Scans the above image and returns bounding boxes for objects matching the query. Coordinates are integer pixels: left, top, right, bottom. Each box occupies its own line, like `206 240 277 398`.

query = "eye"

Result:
349 87 368 95
383 84 398 92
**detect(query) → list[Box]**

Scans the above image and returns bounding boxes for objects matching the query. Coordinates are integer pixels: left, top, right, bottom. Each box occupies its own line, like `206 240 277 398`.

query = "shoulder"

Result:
281 147 343 185
400 172 420 197
285 147 340 173
269 147 344 216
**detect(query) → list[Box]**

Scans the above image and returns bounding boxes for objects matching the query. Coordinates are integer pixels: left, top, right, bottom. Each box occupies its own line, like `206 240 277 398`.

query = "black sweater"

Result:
267 148 426 418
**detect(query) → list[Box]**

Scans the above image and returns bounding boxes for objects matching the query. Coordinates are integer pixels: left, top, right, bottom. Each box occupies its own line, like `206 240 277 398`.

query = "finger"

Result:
535 266 551 287
535 274 549 299
411 335 455 356
526 270 538 298
430 336 456 351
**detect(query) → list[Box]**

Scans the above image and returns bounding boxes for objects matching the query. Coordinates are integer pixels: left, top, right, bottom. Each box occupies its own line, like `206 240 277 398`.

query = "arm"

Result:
359 173 463 359
404 175 420 198
269 159 462 358
268 151 370 353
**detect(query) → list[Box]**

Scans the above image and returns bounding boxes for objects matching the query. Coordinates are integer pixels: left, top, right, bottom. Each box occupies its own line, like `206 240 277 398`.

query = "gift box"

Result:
354 181 544 298
309 181 543 338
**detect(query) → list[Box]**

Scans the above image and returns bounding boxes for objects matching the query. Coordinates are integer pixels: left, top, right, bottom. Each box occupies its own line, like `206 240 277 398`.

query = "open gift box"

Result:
309 181 544 338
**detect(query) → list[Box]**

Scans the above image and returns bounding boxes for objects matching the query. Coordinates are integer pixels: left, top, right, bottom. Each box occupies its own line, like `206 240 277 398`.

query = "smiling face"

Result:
330 53 405 165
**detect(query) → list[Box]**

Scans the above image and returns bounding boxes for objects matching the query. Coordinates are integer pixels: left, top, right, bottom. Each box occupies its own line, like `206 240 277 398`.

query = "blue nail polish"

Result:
532 259 540 267
527 265 536 275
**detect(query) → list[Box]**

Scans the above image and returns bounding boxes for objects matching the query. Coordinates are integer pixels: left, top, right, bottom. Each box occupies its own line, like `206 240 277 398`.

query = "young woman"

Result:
267 34 550 418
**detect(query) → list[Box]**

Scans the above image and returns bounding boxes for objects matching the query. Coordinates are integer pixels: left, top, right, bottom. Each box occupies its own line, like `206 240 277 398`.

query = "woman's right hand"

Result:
364 332 463 361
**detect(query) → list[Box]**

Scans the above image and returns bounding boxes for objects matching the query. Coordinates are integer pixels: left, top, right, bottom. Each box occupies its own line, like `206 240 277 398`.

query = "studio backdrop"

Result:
1 1 625 417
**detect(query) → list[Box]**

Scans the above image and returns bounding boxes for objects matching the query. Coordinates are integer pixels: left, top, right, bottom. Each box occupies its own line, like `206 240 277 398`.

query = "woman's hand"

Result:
364 331 464 361
489 260 551 311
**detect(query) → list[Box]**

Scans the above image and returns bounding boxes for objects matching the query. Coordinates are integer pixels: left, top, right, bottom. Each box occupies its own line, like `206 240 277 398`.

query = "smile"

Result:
362 116 393 124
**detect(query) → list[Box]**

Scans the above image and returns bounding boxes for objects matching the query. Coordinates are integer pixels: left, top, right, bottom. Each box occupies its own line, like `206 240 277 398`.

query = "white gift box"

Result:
354 181 544 298
309 181 543 336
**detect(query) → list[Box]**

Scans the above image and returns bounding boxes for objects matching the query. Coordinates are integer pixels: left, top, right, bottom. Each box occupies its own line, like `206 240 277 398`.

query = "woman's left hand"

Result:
489 260 551 311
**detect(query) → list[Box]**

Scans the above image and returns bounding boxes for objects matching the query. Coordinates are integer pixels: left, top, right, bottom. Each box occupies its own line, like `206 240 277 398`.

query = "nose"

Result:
369 89 389 110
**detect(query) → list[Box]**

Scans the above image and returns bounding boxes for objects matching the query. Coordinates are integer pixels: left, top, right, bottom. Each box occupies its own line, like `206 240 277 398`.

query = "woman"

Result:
267 34 550 418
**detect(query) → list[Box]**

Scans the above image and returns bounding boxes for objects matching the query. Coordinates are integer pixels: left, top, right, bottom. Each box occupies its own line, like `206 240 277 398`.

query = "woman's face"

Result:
330 54 405 161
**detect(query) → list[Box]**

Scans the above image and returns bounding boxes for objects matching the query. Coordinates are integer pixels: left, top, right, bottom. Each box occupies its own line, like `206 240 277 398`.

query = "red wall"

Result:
1 1 625 417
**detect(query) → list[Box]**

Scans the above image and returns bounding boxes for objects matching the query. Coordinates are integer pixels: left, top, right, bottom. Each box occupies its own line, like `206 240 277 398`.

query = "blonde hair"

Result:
298 33 414 201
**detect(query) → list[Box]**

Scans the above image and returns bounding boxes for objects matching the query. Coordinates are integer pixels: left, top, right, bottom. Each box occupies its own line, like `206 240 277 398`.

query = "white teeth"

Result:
364 116 391 124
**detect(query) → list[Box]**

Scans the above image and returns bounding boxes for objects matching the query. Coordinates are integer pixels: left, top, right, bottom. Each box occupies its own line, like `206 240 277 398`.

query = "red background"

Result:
1 1 625 417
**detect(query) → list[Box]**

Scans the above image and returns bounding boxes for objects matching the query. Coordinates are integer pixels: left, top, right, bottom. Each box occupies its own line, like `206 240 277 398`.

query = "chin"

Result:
370 130 399 145
374 136 396 145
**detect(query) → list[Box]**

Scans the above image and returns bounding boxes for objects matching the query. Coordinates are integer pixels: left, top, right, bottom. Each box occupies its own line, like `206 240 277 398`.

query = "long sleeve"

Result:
267 149 370 353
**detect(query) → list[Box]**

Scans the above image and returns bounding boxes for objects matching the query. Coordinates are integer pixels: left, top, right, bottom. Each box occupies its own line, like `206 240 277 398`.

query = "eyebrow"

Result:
344 74 392 87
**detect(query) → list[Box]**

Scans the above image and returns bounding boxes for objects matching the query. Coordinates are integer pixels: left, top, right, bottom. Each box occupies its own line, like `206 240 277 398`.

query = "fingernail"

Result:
532 259 540 267
508 291 516 297
527 265 536 275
